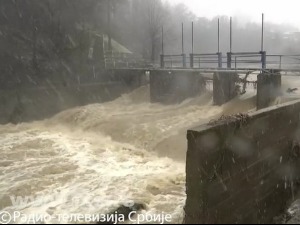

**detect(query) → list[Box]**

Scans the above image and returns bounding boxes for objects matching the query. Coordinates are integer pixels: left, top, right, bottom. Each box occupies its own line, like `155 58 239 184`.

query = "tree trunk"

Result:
151 33 155 63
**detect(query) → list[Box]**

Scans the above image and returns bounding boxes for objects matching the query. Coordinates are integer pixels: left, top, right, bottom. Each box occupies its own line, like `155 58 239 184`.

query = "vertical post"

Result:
190 22 194 68
227 52 232 68
261 13 266 69
230 17 232 53
160 55 164 68
182 22 186 68
183 54 187 68
218 18 220 53
218 52 222 68
228 17 232 69
235 56 237 69
192 21 194 54
190 53 194 68
162 26 164 55
261 51 266 69
182 22 184 54
161 26 164 68
261 13 264 52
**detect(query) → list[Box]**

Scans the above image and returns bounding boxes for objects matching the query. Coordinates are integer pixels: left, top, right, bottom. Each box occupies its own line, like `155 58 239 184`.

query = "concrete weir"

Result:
185 99 300 224
257 70 282 109
114 68 283 109
149 70 205 104
213 72 238 105
148 70 237 105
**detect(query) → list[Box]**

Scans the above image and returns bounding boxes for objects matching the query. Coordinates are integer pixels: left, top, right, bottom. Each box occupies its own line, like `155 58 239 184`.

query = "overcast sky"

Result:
166 0 300 30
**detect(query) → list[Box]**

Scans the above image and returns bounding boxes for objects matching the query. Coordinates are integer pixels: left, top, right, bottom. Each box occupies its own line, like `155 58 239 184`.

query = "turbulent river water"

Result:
0 78 297 224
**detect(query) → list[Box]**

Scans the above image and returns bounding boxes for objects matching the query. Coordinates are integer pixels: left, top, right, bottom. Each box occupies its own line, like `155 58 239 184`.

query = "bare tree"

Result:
145 0 164 63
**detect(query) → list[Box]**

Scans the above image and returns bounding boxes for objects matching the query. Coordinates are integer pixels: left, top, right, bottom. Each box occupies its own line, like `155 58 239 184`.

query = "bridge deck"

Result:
111 67 300 75
107 51 300 75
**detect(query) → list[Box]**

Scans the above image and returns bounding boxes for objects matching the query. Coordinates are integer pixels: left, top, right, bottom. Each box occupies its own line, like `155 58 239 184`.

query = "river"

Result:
0 81 294 224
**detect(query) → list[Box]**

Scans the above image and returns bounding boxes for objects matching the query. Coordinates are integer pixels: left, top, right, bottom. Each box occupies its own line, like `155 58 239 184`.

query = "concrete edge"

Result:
188 99 300 134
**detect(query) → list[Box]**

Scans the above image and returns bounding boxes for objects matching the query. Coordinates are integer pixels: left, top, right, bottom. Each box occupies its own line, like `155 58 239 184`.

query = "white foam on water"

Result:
0 85 258 224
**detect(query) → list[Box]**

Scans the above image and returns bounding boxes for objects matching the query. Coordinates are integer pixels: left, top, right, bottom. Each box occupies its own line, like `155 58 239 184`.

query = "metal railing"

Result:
160 54 187 68
266 55 300 70
103 51 151 69
105 51 300 71
189 53 223 68
228 52 266 69
160 51 270 70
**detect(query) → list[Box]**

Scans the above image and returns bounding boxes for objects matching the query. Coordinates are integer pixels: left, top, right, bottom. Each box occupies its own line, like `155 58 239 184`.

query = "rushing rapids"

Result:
2 81 289 224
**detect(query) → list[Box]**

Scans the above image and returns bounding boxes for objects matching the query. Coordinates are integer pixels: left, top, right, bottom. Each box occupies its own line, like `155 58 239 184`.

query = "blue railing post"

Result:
261 51 266 69
190 53 194 68
227 52 232 68
160 54 164 68
182 53 187 68
217 52 222 68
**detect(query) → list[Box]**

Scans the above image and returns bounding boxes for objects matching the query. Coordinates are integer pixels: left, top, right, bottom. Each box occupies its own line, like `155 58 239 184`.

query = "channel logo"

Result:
0 211 12 224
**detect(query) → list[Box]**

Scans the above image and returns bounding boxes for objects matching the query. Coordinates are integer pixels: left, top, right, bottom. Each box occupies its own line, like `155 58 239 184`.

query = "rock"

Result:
96 202 146 224
287 88 298 93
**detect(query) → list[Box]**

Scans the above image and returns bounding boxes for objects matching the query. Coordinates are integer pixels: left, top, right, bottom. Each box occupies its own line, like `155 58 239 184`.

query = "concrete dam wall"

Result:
149 70 205 104
185 99 300 223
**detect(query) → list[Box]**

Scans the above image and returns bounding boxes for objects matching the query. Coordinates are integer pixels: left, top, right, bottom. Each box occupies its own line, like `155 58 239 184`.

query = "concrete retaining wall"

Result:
185 99 300 224
0 70 144 124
